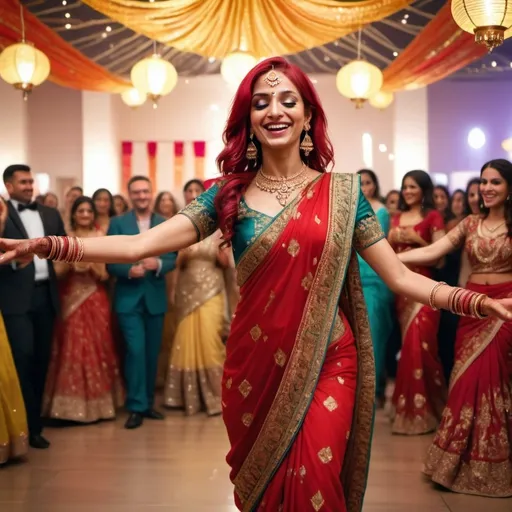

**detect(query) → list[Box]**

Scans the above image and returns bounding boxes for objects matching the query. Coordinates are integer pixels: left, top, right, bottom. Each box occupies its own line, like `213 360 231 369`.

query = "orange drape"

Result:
121 142 133 195
0 0 129 93
382 3 486 92
147 142 157 191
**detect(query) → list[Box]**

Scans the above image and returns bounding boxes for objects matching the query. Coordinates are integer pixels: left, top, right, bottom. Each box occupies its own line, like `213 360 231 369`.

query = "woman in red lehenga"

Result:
43 197 124 423
2 59 512 511
388 170 447 435
399 159 512 497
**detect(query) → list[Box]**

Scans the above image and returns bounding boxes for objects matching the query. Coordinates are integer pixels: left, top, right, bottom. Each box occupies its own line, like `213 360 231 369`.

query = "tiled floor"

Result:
0 409 510 511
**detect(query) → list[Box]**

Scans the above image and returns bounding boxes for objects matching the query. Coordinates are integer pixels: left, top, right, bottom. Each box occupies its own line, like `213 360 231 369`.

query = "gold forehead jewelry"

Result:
264 67 282 87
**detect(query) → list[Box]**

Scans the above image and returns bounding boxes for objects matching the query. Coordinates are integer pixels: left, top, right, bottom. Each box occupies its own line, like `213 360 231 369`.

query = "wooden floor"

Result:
1 408 510 511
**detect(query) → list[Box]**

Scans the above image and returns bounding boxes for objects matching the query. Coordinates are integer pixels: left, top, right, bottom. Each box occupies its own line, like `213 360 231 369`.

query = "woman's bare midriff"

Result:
468 272 512 285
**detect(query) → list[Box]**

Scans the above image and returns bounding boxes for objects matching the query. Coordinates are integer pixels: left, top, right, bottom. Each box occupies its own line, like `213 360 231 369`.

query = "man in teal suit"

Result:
107 176 176 429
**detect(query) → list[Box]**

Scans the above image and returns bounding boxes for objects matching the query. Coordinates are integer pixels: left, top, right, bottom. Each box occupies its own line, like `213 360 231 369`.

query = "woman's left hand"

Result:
482 297 512 322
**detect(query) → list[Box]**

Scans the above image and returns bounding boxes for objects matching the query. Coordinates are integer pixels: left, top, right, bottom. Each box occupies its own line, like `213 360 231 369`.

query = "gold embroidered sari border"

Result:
233 174 360 510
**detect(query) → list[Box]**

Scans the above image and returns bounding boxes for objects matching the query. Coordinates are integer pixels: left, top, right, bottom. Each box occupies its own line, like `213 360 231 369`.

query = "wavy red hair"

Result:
214 56 334 245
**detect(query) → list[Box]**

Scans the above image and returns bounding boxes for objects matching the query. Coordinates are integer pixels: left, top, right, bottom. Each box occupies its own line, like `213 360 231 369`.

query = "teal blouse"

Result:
179 178 384 265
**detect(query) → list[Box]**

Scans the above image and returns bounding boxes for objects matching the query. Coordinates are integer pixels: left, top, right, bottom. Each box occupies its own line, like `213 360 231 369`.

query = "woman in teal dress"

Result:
357 170 394 404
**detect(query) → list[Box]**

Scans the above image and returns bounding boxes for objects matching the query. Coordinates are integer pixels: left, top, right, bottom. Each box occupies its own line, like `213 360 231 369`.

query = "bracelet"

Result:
445 286 488 319
42 236 84 263
429 281 446 310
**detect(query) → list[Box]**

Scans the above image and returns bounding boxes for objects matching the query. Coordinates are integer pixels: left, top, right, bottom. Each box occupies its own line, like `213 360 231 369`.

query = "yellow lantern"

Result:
121 87 146 108
0 42 50 99
131 54 177 107
451 0 512 51
501 137 512 153
369 90 394 110
221 51 257 88
336 60 383 108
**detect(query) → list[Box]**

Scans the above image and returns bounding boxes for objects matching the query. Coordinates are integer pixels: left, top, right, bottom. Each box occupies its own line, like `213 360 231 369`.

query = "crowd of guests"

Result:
1 159 511 499
0 164 237 462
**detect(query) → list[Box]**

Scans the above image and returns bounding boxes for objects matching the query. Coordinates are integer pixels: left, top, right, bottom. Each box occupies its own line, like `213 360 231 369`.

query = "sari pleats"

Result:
392 295 446 435
423 281 512 497
258 322 357 512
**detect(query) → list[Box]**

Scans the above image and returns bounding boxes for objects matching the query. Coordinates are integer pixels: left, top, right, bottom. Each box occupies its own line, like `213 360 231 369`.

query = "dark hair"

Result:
35 194 45 204
3 164 30 183
66 186 83 195
113 194 129 214
480 159 512 237
183 179 205 193
398 170 435 214
70 196 97 231
154 191 178 217
127 175 151 191
450 189 467 216
92 188 116 218
385 189 399 202
434 185 454 222
214 56 334 245
357 169 381 200
465 177 481 214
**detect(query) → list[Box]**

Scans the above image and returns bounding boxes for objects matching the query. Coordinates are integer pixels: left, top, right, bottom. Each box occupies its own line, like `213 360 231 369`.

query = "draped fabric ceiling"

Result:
0 0 129 92
0 0 504 94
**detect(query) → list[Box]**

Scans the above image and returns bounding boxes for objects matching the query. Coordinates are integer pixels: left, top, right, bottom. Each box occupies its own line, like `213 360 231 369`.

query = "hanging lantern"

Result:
336 60 383 108
0 42 50 100
131 54 177 108
221 51 257 88
501 137 512 153
451 0 512 51
369 90 394 110
121 87 146 108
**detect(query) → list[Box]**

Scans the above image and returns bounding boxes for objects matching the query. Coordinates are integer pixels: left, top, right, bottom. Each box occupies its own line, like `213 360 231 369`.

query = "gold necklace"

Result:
482 220 506 234
254 164 308 206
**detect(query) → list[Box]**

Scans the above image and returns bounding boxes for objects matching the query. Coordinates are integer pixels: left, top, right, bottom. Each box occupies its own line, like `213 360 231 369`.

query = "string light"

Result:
65 13 71 19
65 23 71 29
106 26 112 32
393 51 398 57
491 61 497 67
62 0 67 4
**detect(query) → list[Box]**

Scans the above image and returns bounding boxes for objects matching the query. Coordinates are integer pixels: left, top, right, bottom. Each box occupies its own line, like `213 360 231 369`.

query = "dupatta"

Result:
220 173 376 511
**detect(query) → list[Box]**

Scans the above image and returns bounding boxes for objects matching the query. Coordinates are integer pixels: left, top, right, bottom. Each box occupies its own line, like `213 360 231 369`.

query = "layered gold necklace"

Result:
254 163 308 206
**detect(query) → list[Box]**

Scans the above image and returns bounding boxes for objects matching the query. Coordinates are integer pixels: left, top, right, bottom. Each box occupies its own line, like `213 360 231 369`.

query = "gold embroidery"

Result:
346 430 351 439
318 447 333 464
287 239 300 257
331 312 346 342
299 465 306 478
353 214 384 251
238 380 252 398
422 342 428 351
313 257 318 266
311 491 324 511
306 189 314 199
397 394 406 409
314 215 321 224
250 325 262 341
323 396 338 412
301 272 314 291
294 210 302 220
337 376 345 385
226 378 232 389
264 290 275 314
178 199 217 241
274 349 287 367
263 335 268 342
241 413 253 427
414 393 426 409
414 369 423 379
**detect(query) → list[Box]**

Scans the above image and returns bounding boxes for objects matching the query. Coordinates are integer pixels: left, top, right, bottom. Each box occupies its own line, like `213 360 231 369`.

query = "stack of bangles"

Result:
43 235 85 263
429 281 487 319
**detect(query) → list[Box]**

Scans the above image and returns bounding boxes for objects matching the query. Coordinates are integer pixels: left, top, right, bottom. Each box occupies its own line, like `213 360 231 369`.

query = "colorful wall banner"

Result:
147 142 157 191
0 0 129 93
193 141 206 181
174 142 184 191
121 141 133 194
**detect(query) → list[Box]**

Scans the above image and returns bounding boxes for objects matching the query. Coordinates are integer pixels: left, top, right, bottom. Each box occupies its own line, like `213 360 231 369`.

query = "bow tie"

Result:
18 202 38 212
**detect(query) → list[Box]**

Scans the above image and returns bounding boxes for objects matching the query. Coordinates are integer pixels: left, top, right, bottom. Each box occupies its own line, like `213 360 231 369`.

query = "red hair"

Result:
214 57 334 245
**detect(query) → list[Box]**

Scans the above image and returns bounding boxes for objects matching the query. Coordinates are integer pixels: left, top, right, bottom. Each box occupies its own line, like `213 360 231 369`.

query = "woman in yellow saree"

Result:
2 58 512 510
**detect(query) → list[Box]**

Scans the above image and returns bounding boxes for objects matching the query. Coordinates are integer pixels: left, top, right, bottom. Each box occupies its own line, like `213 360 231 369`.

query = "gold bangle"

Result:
429 281 446 310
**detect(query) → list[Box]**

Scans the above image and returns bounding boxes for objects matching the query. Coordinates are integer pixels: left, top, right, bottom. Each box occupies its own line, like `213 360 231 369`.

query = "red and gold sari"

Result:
43 245 124 423
215 174 379 511
389 211 447 434
423 281 512 497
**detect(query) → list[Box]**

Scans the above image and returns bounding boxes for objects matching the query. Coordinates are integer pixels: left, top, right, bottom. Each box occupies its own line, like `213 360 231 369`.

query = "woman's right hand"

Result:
0 237 50 264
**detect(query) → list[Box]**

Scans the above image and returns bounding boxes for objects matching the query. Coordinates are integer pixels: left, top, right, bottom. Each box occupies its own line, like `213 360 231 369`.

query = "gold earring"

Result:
246 132 258 161
300 121 314 156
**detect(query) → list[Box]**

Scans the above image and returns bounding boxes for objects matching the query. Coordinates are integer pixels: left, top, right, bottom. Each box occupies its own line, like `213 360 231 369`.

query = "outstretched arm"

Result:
0 214 199 265
397 233 456 266
359 238 512 321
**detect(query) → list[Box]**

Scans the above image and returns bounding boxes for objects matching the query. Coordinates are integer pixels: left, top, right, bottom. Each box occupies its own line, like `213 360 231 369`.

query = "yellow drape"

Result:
82 0 412 59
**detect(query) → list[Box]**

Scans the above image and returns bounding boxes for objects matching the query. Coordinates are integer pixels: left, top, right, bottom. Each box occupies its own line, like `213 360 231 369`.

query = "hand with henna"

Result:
0 237 51 264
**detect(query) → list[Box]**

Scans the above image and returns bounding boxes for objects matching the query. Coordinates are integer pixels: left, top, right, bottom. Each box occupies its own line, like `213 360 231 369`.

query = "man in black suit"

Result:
0 164 66 449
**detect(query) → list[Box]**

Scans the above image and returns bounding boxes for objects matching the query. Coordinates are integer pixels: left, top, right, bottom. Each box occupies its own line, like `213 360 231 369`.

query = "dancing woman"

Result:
398 159 512 497
1 59 512 512
356 169 393 404
388 171 447 435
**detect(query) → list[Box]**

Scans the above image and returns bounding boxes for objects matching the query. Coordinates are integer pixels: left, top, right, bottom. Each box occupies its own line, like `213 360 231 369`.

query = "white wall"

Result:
0 81 29 195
